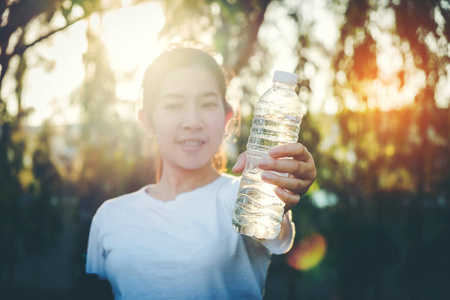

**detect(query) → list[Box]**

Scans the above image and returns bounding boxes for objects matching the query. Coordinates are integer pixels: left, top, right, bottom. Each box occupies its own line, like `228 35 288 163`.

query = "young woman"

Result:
86 45 316 299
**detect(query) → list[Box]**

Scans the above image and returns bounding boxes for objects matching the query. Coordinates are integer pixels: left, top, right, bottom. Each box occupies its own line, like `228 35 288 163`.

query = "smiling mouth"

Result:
178 140 205 147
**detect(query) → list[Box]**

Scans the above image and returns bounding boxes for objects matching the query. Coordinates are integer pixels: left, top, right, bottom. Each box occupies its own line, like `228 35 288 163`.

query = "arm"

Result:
258 210 295 254
86 219 107 279
232 143 316 252
232 143 316 213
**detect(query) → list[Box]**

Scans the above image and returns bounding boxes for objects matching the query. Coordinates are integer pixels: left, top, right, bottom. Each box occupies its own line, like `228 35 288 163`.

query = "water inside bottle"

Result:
233 75 303 239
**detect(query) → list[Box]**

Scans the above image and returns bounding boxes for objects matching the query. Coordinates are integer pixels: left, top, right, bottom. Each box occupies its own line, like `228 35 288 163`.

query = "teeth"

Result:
182 141 202 147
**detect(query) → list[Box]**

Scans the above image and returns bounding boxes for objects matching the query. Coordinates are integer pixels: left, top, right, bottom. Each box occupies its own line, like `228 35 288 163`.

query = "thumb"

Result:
232 152 247 174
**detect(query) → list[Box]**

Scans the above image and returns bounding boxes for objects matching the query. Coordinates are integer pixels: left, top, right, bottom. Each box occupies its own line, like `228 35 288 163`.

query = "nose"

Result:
181 105 204 131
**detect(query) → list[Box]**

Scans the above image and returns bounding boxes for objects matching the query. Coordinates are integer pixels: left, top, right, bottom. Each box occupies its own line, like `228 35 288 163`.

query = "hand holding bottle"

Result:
232 143 316 214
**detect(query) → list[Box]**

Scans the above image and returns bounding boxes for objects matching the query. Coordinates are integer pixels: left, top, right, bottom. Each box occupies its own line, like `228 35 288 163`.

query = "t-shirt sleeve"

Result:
85 218 107 279
259 210 295 255
221 175 295 255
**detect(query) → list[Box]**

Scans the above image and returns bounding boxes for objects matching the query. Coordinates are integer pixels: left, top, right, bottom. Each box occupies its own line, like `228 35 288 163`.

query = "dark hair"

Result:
138 44 234 179
139 45 231 116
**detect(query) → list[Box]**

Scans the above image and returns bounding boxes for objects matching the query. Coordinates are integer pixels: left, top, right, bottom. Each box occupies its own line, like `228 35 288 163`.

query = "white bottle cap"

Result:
273 71 298 85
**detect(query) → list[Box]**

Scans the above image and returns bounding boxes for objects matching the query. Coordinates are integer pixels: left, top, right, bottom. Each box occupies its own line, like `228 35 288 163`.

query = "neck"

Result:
151 162 220 201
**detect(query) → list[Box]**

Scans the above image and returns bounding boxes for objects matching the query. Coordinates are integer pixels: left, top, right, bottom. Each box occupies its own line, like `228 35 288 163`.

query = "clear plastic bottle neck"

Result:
273 81 297 91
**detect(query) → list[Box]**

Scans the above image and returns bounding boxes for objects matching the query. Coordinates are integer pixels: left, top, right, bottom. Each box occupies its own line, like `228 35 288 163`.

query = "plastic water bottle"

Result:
232 71 303 240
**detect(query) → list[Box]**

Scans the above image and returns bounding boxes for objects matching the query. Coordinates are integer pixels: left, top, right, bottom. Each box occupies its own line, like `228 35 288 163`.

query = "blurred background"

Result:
0 0 449 299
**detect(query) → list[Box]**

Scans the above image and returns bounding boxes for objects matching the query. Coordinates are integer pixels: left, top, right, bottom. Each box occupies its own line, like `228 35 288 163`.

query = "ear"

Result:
137 109 154 136
225 109 233 125
225 103 234 125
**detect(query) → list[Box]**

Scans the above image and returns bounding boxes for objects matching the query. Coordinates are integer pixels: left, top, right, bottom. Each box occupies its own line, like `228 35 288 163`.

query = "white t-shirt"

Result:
86 173 294 299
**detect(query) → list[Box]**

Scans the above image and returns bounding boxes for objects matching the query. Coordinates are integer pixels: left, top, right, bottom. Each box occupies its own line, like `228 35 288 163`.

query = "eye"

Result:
202 101 219 108
158 93 183 110
163 102 182 110
200 94 220 109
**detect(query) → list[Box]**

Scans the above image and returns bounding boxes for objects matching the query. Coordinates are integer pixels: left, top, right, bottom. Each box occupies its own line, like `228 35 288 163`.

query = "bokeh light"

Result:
287 233 327 271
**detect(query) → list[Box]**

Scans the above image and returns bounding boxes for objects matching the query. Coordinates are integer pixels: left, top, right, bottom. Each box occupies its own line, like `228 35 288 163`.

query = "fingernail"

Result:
233 156 241 168
274 187 284 195
261 171 274 180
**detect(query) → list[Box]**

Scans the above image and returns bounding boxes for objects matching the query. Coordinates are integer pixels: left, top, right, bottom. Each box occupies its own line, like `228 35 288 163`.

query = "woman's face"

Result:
150 67 227 172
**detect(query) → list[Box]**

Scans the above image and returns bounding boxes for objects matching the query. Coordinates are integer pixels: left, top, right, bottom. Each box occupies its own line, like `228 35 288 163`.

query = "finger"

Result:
261 171 313 196
274 187 300 213
268 143 312 162
232 152 247 173
258 158 316 180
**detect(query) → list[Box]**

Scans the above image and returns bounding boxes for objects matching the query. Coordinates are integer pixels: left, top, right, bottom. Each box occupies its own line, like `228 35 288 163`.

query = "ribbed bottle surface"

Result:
232 80 302 239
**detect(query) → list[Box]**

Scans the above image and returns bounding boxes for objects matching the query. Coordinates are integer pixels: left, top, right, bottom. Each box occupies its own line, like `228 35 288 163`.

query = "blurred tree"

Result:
304 0 450 212
330 0 449 216
0 41 27 288
0 0 105 92
0 0 139 288
73 17 155 215
323 0 449 298
160 0 272 74
0 0 98 286
22 123 64 285
0 0 151 122
0 116 24 287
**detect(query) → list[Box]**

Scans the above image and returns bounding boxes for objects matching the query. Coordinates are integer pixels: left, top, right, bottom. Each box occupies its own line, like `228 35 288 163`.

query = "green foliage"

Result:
0 118 24 286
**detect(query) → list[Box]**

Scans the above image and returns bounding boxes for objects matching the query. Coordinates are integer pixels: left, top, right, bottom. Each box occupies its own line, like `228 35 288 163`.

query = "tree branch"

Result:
232 0 271 74
13 14 89 57
0 14 90 91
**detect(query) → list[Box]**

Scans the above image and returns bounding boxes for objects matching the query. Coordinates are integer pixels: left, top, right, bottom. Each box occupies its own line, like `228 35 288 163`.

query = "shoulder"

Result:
92 187 147 224
216 173 240 190
214 173 241 214
215 173 241 199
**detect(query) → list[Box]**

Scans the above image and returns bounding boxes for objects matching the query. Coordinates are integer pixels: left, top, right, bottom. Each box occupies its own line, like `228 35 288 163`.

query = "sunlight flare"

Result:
287 233 327 271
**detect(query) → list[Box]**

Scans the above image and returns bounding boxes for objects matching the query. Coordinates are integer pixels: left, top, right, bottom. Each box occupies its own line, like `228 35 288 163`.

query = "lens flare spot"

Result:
385 144 395 156
287 233 327 271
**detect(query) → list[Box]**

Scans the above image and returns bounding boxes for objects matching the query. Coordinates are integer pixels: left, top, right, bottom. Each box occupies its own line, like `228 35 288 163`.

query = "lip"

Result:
176 139 206 151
